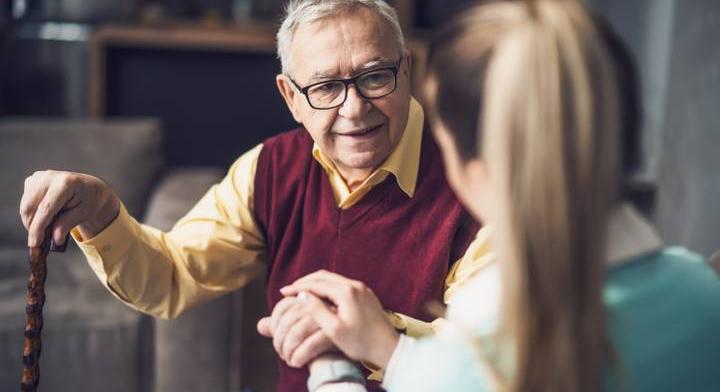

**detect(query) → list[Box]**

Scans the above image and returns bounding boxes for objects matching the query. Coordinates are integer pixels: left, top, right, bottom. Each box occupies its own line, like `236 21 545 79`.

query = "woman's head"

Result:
425 1 637 391
425 0 641 221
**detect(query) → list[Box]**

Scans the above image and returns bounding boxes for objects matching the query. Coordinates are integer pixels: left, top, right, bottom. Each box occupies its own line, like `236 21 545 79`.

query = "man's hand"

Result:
20 170 121 247
281 270 400 369
257 296 337 368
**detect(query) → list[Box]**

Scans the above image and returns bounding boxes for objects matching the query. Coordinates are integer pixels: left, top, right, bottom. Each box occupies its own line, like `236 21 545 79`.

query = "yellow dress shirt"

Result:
71 97 492 336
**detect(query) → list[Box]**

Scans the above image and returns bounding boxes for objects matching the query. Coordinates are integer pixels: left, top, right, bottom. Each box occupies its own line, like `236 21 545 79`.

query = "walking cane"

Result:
21 226 67 392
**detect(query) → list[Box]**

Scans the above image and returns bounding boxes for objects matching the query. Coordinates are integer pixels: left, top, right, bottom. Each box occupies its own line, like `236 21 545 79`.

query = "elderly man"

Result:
19 1 485 391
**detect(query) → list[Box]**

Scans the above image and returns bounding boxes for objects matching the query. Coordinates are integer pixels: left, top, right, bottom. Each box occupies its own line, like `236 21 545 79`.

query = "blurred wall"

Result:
654 0 720 257
587 0 675 181
589 0 720 256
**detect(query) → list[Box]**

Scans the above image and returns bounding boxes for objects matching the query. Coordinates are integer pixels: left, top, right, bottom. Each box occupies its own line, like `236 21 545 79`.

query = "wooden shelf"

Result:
92 21 278 53
89 21 429 117
89 21 279 117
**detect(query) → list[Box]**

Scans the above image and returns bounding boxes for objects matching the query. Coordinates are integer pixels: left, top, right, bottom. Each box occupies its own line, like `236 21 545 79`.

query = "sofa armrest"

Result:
142 167 241 392
144 167 277 392
143 167 224 230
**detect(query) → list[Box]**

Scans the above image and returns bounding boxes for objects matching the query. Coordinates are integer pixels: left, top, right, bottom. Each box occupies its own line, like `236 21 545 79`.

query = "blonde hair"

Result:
429 1 620 391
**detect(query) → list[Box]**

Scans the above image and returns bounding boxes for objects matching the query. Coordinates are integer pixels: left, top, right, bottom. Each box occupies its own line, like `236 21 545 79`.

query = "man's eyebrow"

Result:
358 56 396 70
307 56 397 83
308 70 339 83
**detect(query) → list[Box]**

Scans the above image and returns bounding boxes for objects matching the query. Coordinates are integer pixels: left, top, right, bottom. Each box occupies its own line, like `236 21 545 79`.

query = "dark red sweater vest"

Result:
254 126 479 392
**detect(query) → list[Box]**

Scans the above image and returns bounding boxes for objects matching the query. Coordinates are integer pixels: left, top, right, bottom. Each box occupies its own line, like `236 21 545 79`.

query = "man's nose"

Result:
338 84 370 119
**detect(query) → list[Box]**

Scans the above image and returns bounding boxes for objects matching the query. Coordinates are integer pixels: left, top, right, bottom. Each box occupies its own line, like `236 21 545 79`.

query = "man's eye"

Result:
361 71 392 88
318 84 338 92
311 82 342 95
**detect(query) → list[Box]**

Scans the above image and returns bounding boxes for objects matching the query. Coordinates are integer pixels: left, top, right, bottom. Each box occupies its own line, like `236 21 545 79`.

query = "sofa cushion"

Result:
0 117 164 245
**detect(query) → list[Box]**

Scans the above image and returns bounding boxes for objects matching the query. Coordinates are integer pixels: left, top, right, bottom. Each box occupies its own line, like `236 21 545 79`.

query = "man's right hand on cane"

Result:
19 170 121 248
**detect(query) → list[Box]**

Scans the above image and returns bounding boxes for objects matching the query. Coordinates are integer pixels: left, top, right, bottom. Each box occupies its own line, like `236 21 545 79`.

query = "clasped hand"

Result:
257 270 400 370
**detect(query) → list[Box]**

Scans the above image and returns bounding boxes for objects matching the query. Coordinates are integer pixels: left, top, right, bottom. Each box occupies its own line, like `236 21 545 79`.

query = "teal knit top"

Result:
604 248 720 392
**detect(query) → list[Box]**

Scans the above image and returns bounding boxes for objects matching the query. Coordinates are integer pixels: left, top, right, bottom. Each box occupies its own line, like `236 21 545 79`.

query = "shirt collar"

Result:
312 97 425 198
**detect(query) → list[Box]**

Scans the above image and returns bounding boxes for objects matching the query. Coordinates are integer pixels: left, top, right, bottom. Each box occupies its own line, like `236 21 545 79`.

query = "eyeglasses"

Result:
288 56 402 110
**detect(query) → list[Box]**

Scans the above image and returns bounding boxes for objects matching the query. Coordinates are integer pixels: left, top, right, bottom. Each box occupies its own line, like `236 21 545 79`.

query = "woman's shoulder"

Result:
605 245 720 339
606 247 718 293
605 247 720 391
605 246 720 309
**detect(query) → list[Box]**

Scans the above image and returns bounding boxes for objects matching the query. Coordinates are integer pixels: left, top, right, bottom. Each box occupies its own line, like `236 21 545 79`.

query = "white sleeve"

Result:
382 265 502 392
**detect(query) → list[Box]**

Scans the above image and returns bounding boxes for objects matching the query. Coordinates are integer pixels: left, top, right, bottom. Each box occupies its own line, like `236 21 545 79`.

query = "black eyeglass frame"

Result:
287 56 403 110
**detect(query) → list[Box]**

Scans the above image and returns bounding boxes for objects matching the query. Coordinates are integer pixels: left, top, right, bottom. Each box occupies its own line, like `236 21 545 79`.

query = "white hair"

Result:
276 0 406 76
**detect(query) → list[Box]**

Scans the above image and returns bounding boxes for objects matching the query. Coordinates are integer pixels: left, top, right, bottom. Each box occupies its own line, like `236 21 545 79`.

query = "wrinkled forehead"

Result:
289 8 401 82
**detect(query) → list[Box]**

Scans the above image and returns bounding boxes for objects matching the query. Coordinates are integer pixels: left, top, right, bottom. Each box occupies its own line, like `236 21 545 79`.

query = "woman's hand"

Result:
280 270 400 369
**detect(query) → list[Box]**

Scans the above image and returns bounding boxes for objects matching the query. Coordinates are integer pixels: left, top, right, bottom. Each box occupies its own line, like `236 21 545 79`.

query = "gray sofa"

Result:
0 118 277 392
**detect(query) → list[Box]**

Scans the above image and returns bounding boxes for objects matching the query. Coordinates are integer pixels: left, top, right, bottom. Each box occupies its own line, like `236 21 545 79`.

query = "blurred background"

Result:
0 0 718 391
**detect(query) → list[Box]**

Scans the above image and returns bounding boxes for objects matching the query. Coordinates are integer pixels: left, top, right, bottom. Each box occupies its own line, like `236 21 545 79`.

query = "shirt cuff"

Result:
388 312 441 338
70 203 138 300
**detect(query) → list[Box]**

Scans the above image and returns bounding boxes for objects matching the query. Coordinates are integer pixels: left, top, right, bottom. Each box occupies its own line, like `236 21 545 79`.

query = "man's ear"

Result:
276 74 303 123
403 50 413 79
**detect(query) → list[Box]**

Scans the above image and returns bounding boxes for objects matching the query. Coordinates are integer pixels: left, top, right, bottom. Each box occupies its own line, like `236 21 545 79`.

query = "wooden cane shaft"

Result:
21 240 50 392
